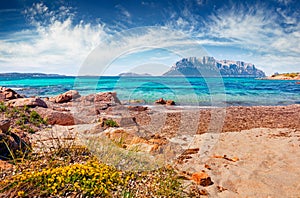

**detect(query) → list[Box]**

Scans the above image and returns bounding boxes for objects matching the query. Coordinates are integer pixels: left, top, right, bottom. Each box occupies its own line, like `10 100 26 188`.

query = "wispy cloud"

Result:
201 3 300 73
115 4 131 20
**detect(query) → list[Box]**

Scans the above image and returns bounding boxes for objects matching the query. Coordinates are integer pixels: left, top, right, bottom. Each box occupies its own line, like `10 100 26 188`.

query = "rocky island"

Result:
164 56 266 77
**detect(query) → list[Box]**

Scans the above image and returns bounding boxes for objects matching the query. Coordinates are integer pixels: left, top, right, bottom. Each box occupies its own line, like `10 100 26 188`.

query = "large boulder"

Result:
75 92 121 111
35 108 83 126
94 92 121 105
51 90 81 103
0 120 10 133
0 87 23 101
7 97 47 108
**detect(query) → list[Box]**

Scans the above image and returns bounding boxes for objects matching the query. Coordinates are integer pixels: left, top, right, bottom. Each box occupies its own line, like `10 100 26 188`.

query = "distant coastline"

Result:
0 72 66 78
263 72 300 80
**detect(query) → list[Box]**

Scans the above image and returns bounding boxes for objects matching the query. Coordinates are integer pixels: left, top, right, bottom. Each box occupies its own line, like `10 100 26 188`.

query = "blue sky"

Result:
0 0 299 75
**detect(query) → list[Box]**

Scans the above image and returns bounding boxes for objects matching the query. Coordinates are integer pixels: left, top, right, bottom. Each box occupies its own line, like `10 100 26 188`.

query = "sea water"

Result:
0 76 299 106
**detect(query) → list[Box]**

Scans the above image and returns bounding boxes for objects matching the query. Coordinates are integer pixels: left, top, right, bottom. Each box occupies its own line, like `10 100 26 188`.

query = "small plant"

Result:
0 102 7 112
29 110 47 126
104 119 119 127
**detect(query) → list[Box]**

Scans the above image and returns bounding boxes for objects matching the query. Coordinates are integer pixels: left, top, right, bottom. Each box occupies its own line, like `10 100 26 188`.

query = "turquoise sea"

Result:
0 76 299 106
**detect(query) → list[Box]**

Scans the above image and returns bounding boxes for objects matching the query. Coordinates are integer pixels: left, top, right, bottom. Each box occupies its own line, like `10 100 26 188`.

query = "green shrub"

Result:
0 102 7 112
104 119 119 127
29 110 47 126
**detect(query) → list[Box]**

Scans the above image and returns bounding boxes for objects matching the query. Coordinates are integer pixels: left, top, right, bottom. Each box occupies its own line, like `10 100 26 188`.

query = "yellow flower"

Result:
17 191 25 197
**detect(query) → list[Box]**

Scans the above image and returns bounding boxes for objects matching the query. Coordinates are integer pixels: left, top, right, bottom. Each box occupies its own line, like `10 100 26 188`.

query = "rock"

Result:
103 128 156 153
166 100 176 105
191 171 213 187
94 92 121 105
0 87 23 101
7 97 47 108
128 106 148 111
35 108 78 126
114 116 137 127
76 92 121 111
0 120 10 133
0 94 5 101
155 98 166 105
52 90 81 103
127 99 146 104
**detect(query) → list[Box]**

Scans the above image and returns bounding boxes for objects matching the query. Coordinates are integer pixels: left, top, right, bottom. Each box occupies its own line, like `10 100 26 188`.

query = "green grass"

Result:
2 103 47 133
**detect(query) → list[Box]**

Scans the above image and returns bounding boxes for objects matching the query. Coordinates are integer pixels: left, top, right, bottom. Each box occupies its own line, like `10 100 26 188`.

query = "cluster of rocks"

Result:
0 87 23 101
154 98 175 105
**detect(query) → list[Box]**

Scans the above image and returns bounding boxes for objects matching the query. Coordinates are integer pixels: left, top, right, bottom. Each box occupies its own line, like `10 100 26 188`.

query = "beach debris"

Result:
7 97 47 108
191 171 213 186
189 185 209 196
0 87 23 101
212 154 239 162
51 90 80 103
217 185 228 192
176 148 199 164
182 148 200 155
204 164 212 170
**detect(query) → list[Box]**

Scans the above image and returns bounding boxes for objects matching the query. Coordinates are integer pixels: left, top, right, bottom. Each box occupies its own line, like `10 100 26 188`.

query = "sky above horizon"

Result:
0 0 299 75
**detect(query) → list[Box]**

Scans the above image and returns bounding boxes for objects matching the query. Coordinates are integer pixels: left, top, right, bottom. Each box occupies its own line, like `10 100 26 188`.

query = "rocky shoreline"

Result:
1 87 300 197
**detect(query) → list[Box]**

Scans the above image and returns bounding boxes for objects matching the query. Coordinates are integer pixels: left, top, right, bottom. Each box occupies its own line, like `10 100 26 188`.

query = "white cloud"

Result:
0 3 108 75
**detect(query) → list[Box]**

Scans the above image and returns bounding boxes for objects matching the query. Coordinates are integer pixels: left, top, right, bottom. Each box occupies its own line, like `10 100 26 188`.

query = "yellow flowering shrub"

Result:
0 160 125 197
